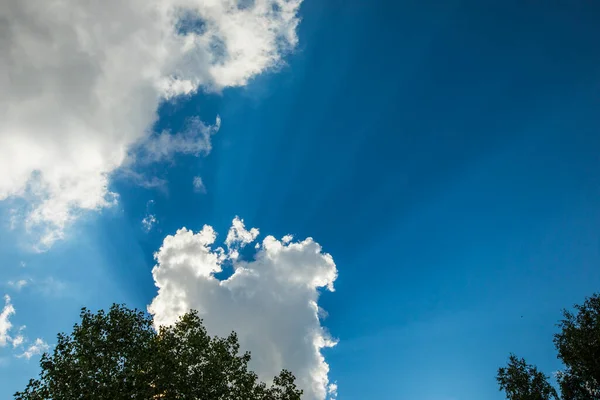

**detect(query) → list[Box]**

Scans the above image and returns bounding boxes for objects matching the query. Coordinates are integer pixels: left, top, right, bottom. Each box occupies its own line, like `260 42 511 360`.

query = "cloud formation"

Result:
17 338 50 360
149 217 338 400
142 214 158 233
0 0 302 247
0 296 15 347
192 176 206 193
0 295 48 359
7 280 29 291
137 116 221 164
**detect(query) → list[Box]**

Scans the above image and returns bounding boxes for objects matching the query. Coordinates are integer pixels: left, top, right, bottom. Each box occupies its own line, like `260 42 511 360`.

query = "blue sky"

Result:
1 0 600 399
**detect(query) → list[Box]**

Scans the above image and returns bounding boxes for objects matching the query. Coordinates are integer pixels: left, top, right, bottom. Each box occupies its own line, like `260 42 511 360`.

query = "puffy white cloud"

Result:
328 383 338 399
149 217 338 400
0 0 303 247
225 216 260 260
17 338 50 360
192 176 207 193
225 216 260 248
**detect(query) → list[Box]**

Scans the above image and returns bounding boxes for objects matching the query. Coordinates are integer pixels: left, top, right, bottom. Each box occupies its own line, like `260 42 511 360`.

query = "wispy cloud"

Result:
142 214 158 233
35 277 68 298
138 117 221 164
192 176 206 193
111 169 169 193
17 338 49 360
0 295 48 360
141 200 158 233
0 296 15 348
6 276 68 297
11 331 25 348
7 280 29 291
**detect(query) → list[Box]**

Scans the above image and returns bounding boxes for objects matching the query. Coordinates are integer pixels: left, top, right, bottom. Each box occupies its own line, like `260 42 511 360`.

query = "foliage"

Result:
554 295 600 399
15 304 303 400
497 355 558 400
497 293 600 400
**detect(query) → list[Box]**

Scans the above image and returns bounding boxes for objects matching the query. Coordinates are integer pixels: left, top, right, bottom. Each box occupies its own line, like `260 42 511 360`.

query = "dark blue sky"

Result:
2 0 600 398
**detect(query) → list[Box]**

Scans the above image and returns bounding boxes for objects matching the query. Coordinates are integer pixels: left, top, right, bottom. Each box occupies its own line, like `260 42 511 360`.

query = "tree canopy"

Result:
497 293 600 400
15 304 303 400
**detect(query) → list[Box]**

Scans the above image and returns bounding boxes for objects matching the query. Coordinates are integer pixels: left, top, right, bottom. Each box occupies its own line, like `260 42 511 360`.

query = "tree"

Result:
15 304 303 400
497 293 600 400
497 355 558 400
554 295 600 399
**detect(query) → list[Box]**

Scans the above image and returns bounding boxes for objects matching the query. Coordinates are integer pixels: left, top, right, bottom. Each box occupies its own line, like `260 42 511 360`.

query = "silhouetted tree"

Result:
497 293 600 400
15 304 302 400
554 294 600 399
497 355 558 400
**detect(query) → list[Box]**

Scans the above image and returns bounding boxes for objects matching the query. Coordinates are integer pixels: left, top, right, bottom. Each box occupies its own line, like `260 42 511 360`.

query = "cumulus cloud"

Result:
225 216 260 260
192 176 207 193
149 217 338 400
0 0 303 247
328 383 338 399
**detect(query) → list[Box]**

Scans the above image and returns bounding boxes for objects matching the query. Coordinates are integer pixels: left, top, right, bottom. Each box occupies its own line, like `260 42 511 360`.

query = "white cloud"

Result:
7 280 29 291
225 216 260 249
114 169 169 192
328 383 338 399
0 296 15 347
17 338 50 360
192 176 206 193
139 116 221 164
149 218 338 400
0 0 303 248
0 295 48 360
11 333 25 348
282 234 294 244
142 199 158 232
142 214 158 233
6 276 67 297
